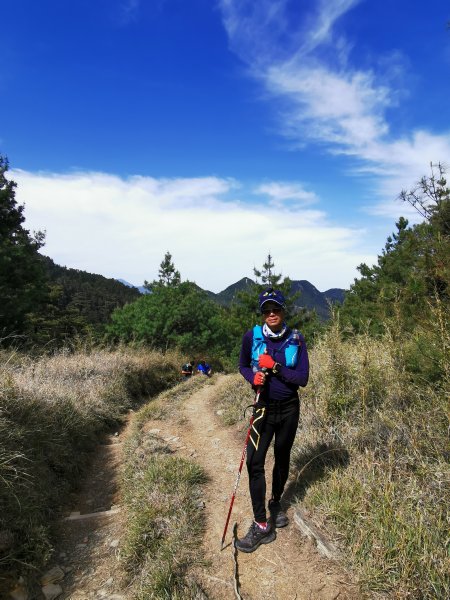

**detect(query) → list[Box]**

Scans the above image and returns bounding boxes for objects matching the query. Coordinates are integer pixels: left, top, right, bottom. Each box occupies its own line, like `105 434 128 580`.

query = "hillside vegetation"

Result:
300 323 448 598
0 347 182 581
213 318 449 598
39 255 141 340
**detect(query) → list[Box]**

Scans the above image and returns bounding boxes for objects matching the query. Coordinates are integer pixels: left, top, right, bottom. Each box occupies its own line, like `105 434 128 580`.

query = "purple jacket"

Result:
239 327 309 403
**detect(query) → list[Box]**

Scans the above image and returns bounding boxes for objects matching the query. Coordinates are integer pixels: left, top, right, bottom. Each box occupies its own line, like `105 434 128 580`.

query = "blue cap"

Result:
258 288 286 311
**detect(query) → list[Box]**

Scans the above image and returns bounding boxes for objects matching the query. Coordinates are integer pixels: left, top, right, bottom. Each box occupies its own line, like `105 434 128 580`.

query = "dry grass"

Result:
297 324 449 599
213 373 254 427
133 374 216 426
0 346 182 579
120 378 210 599
212 326 449 599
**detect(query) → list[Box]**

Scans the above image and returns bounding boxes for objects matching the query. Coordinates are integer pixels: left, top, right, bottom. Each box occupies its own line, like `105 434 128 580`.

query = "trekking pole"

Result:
220 374 265 549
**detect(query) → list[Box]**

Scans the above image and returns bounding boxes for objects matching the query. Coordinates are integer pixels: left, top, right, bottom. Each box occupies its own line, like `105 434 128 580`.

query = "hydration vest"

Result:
251 325 301 370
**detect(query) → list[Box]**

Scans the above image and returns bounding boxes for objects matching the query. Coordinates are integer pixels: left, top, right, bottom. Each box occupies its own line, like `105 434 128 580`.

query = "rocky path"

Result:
32 424 130 600
144 375 360 600
35 376 360 600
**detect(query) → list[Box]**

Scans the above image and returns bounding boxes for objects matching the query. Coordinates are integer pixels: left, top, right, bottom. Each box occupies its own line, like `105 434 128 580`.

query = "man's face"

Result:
261 303 284 330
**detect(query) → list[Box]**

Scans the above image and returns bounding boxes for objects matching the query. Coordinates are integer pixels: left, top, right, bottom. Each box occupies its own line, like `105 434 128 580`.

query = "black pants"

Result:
246 397 299 522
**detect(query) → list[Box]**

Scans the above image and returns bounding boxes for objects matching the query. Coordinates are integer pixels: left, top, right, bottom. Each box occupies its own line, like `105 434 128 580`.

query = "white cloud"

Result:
12 168 375 292
297 0 361 55
255 181 319 208
219 0 450 213
266 64 391 148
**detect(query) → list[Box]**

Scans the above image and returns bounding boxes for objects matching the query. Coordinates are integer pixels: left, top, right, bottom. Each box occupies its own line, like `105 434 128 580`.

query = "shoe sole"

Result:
234 530 276 553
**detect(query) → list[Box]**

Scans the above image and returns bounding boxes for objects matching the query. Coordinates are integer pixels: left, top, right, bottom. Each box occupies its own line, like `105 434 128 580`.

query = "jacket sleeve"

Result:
238 330 256 385
274 334 309 387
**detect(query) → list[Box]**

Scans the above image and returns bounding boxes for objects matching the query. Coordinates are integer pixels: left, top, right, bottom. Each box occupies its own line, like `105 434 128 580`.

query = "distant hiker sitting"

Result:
181 360 195 380
235 288 309 553
197 360 212 376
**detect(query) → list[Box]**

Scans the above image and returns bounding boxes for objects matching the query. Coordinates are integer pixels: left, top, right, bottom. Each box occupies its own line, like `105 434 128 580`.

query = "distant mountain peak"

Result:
208 278 345 320
116 275 345 319
117 278 134 288
116 279 150 294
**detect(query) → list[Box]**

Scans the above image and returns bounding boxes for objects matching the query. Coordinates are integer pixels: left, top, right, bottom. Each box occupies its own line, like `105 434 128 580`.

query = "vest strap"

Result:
251 325 300 370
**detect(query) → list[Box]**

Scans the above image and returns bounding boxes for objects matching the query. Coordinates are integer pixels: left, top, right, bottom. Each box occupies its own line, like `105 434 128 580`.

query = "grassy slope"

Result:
299 327 449 599
213 329 449 600
0 347 182 579
120 376 213 599
2 327 447 598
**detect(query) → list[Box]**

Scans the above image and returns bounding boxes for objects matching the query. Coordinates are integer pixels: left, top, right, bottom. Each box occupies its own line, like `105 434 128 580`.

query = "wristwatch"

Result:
272 362 281 374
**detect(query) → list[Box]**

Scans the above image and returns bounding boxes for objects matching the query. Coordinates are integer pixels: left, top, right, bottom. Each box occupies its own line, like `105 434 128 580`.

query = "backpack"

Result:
251 325 301 370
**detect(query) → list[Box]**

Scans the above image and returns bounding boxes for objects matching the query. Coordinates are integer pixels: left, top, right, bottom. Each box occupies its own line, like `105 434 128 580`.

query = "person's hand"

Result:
253 371 266 386
258 354 275 370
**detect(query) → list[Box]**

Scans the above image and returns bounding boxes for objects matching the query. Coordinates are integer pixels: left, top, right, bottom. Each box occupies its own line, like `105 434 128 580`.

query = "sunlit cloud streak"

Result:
255 181 319 208
219 0 450 214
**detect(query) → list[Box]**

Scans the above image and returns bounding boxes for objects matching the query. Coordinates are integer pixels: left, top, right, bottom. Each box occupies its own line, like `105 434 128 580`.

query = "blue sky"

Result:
2 0 449 292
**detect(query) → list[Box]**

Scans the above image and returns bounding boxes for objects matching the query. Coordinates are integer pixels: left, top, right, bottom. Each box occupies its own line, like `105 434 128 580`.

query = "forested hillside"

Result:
39 255 140 337
0 156 141 346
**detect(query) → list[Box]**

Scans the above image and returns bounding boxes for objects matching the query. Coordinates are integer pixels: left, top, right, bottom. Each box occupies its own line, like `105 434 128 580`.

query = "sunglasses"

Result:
261 307 283 316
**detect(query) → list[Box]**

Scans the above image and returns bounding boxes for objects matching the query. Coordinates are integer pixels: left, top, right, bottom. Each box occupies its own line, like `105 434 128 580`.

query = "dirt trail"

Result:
145 375 359 600
42 375 359 600
42 422 130 600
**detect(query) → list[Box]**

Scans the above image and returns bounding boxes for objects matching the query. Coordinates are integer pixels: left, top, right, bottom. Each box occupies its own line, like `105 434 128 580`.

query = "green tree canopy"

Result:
0 156 47 338
107 281 235 359
338 164 449 383
340 165 449 336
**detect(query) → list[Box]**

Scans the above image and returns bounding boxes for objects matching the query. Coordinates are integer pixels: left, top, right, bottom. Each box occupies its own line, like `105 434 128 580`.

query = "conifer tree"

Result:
144 251 181 290
232 253 302 331
0 155 47 338
340 164 449 336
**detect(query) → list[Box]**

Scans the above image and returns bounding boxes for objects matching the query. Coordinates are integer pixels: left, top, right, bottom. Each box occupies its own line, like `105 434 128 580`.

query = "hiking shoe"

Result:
268 499 289 528
234 521 276 553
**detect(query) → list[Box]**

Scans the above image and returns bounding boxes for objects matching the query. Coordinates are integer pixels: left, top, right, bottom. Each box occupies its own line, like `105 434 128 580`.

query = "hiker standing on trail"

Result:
235 288 309 553
181 360 195 380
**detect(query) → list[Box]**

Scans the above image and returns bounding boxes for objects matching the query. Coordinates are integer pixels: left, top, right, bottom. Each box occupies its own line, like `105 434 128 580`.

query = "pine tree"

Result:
0 155 47 339
253 253 279 288
144 251 181 290
340 164 449 335
231 253 302 331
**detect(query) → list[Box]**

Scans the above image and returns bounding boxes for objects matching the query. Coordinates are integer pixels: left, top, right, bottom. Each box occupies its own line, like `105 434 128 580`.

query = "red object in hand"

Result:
258 354 275 370
253 371 265 386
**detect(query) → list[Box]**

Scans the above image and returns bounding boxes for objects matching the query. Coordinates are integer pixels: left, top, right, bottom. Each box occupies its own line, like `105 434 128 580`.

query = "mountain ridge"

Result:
206 278 345 320
118 275 345 320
